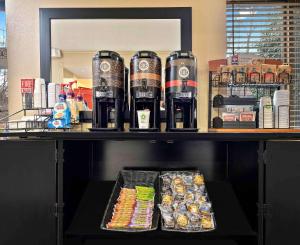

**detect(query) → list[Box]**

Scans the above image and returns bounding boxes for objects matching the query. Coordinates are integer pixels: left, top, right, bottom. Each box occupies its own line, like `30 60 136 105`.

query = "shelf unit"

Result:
208 71 290 130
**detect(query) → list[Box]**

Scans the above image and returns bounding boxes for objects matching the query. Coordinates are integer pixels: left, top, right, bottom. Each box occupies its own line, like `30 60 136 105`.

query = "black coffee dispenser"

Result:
91 51 125 131
129 51 161 131
124 67 129 115
165 51 198 132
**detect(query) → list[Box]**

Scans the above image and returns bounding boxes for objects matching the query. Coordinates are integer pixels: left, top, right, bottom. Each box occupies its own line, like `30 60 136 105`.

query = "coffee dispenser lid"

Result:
167 51 195 62
131 50 160 60
93 50 123 62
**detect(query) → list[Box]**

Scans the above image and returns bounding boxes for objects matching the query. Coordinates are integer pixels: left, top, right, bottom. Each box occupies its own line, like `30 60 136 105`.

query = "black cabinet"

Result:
264 141 300 245
1 133 300 245
62 140 257 245
0 140 57 245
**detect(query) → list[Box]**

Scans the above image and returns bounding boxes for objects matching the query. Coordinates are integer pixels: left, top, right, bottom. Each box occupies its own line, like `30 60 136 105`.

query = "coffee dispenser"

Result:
124 67 129 114
165 51 198 131
130 51 161 131
91 51 125 131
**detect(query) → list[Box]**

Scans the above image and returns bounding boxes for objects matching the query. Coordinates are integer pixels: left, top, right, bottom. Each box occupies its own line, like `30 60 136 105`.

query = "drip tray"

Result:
168 128 198 132
89 128 122 132
129 128 160 132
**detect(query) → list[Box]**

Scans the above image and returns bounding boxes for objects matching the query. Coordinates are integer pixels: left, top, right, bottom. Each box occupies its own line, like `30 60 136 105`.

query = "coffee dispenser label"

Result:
96 90 113 98
178 66 190 79
136 91 154 98
139 60 150 71
100 61 111 72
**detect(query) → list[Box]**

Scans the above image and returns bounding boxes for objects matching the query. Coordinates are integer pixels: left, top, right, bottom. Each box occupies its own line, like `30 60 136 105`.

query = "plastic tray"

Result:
101 170 160 232
159 170 217 233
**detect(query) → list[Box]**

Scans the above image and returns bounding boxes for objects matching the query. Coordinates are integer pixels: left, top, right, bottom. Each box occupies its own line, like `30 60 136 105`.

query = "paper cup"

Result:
137 110 150 129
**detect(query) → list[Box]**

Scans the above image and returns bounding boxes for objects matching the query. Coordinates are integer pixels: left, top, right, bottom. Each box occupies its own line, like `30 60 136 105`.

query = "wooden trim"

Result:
209 128 300 133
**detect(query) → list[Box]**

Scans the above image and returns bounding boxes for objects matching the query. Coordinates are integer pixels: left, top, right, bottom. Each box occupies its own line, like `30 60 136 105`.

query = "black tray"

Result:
159 170 217 233
101 170 160 232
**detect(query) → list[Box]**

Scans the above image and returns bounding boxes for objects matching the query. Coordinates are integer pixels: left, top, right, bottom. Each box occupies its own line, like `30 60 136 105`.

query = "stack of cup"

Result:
273 90 290 128
259 96 273 128
48 83 60 108
34 78 47 108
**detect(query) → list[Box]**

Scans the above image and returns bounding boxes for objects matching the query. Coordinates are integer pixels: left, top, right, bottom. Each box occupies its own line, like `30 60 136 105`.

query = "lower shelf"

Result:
66 181 256 240
65 238 239 245
83 239 239 245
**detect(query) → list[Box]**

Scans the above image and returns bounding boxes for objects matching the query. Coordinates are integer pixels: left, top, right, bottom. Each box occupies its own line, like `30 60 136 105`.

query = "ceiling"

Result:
51 19 181 52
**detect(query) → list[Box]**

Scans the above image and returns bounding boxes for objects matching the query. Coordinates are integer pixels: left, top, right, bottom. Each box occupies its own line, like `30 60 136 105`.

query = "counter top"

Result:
1 130 300 141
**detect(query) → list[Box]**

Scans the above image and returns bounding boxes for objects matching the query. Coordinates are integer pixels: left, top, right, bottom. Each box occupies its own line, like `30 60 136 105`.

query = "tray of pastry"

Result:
158 170 216 232
101 170 160 232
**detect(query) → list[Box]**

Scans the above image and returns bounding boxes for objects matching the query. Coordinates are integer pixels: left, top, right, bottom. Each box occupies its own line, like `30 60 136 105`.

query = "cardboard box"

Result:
233 65 247 84
265 59 283 65
262 64 277 83
277 65 292 84
209 59 227 72
251 58 265 66
247 64 261 83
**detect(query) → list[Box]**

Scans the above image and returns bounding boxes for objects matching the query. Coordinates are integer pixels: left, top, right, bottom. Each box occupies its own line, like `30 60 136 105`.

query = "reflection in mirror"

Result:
51 19 181 110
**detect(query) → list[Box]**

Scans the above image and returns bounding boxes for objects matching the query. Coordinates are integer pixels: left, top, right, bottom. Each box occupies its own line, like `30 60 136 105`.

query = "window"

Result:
0 7 6 126
226 1 300 128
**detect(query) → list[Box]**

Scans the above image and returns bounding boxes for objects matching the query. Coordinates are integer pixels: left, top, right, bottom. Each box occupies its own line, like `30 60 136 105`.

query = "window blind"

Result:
226 1 300 128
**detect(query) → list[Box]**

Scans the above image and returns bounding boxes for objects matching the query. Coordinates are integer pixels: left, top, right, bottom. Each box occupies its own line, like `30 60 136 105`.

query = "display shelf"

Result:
66 181 256 240
2 131 300 141
81 239 239 245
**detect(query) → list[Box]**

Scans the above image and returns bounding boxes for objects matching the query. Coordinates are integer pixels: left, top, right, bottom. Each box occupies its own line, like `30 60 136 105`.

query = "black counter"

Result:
1 131 300 141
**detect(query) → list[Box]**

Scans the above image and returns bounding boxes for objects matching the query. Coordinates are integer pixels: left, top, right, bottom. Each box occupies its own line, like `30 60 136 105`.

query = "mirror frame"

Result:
39 7 192 83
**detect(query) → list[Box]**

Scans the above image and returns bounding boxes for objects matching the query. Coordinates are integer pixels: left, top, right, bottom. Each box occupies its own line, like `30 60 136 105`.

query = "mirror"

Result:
51 19 181 109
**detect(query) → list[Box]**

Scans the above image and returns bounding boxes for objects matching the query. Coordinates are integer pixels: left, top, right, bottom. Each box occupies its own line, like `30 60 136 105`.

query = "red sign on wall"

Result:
21 79 35 94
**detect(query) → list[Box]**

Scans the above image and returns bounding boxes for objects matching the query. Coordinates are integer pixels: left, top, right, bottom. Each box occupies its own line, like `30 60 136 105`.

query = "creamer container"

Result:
48 84 71 129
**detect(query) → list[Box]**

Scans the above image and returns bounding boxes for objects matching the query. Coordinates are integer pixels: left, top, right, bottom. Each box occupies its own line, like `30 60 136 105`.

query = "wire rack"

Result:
208 71 291 129
0 108 52 132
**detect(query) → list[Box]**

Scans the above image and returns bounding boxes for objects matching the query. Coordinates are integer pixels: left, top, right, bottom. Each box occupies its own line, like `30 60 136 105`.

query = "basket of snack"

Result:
158 171 216 232
101 170 160 232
